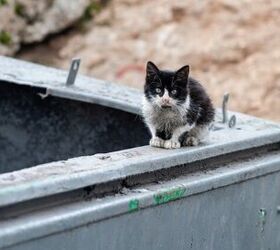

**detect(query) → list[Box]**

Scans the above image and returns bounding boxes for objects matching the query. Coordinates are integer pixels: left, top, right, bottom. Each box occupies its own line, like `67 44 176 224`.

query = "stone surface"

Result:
0 0 91 55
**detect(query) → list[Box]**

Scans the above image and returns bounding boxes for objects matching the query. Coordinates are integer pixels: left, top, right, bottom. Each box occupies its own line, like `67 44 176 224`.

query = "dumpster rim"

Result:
0 152 280 249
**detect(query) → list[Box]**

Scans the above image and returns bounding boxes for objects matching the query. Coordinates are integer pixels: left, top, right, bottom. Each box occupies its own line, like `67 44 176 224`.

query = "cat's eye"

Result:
171 89 177 95
155 88 161 94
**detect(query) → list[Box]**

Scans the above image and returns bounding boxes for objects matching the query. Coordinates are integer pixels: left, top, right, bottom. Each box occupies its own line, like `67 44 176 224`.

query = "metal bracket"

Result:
228 115 236 128
66 58 81 86
38 88 50 99
222 93 230 123
222 92 237 128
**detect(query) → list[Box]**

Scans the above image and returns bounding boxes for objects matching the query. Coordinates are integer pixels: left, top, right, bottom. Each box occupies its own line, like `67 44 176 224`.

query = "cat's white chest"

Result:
142 98 185 132
153 109 183 131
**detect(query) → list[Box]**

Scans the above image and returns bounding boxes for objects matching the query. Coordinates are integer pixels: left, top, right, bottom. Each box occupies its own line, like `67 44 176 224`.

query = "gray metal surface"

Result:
0 110 279 207
1 151 280 250
0 56 278 208
0 56 141 114
0 57 280 250
0 82 148 173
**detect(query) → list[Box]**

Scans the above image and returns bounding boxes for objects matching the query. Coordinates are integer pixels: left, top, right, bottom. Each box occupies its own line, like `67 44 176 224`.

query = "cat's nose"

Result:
161 98 172 107
162 97 170 104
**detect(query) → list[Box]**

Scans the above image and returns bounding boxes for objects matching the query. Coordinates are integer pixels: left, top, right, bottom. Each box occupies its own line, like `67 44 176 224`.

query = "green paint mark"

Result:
129 199 139 212
154 187 186 205
0 30 12 45
258 208 267 232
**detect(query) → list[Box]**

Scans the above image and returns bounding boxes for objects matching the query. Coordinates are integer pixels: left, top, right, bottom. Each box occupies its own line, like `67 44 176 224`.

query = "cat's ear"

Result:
146 61 159 79
175 65 189 81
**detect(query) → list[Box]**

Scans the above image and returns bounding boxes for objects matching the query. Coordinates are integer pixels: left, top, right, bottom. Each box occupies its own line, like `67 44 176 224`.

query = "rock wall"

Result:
0 0 91 55
56 0 280 121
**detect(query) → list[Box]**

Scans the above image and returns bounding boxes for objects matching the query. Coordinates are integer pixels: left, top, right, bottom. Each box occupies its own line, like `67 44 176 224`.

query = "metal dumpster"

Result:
0 56 280 250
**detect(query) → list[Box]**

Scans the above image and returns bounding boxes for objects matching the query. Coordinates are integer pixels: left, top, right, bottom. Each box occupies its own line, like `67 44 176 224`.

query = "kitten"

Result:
142 61 215 149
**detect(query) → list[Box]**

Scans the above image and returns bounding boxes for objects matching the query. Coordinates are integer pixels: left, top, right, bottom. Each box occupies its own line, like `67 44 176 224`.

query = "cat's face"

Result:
144 61 189 109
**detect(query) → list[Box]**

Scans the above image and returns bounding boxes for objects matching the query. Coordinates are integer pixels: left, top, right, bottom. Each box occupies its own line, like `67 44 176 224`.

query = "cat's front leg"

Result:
147 122 165 148
150 137 165 148
163 123 194 149
163 139 181 149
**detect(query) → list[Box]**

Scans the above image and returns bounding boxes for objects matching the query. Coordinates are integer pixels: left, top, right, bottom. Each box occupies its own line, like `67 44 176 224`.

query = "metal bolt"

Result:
228 115 236 128
277 206 280 214
222 93 229 123
221 93 237 127
66 58 81 86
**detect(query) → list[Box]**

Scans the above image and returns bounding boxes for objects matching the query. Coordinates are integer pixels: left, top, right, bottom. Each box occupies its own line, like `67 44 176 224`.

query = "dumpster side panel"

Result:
6 170 280 250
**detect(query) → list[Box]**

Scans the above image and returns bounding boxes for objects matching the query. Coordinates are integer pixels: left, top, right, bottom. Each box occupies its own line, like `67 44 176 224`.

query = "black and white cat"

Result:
142 61 215 149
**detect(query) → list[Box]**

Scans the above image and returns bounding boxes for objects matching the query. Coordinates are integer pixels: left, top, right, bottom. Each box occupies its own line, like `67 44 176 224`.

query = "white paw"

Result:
163 140 181 149
185 136 199 146
149 137 164 148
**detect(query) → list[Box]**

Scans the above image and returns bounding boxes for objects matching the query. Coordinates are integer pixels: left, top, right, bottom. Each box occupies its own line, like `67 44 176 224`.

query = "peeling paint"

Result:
154 187 186 205
258 208 267 232
129 199 139 212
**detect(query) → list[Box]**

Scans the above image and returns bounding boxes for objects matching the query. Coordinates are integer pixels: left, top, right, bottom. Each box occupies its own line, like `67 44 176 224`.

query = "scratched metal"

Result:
1 151 280 250
0 57 280 250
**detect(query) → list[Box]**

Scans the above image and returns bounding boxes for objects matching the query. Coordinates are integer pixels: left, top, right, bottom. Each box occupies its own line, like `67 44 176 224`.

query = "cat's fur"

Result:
142 61 215 149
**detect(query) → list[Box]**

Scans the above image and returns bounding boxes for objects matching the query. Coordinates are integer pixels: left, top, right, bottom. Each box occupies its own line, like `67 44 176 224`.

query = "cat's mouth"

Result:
161 105 172 109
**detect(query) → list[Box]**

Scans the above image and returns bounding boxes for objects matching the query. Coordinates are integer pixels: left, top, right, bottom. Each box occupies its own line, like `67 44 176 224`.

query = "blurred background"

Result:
0 0 279 121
